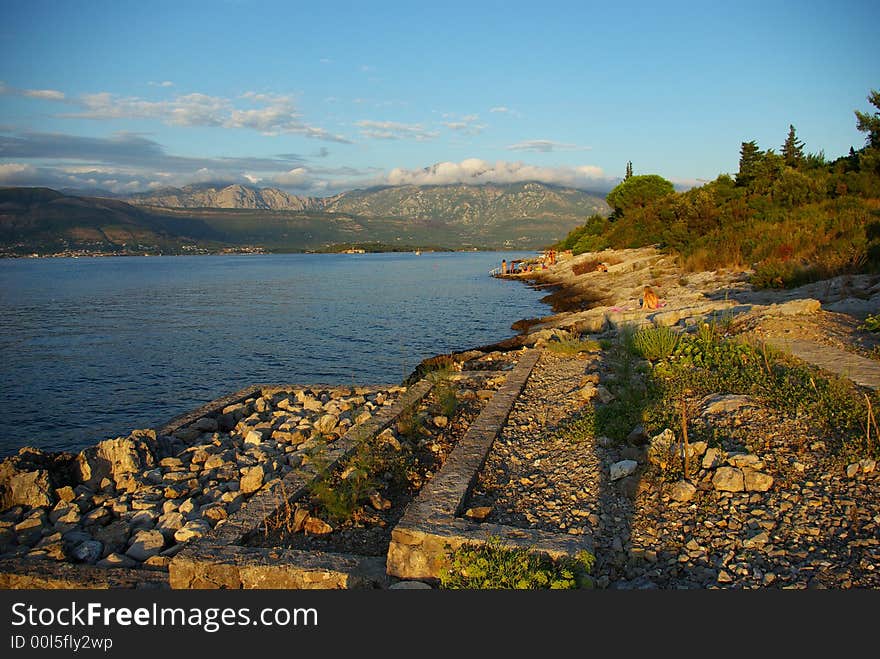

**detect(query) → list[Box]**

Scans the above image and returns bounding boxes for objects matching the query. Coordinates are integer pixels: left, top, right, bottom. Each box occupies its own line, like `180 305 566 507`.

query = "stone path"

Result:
765 337 880 390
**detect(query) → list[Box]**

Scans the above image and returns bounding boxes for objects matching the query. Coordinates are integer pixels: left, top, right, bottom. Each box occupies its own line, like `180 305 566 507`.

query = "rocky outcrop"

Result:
0 384 403 572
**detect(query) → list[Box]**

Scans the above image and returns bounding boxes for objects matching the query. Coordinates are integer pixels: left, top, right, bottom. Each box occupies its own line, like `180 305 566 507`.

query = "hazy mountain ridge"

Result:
1 182 610 254
126 183 322 211
125 181 609 225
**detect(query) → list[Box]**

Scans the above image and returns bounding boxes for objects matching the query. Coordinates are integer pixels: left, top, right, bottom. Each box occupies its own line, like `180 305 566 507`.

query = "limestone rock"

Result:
240 465 264 494
314 414 339 435
77 431 156 489
610 460 638 481
126 529 165 561
702 447 725 469
743 469 774 492
243 430 263 446
303 517 333 535
93 520 130 553
727 453 763 469
464 506 492 521
700 394 758 416
646 429 675 467
594 385 614 404
669 480 697 502
2 469 54 509
174 519 212 543
712 467 744 492
766 298 821 316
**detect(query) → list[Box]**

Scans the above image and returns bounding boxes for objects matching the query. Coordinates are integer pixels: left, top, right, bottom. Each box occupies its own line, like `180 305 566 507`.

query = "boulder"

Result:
727 453 763 469
93 520 130 553
669 480 696 502
192 417 218 432
126 529 165 561
77 431 156 489
173 519 212 543
742 469 774 492
1 469 54 509
71 540 103 564
712 467 744 492
610 460 639 481
303 517 333 535
702 447 725 469
240 465 264 495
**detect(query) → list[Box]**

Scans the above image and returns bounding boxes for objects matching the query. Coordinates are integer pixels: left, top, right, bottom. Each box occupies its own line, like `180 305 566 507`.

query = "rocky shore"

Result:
2 245 879 589
0 385 403 571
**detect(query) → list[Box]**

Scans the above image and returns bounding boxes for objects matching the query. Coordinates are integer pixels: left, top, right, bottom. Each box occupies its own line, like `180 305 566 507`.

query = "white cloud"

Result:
272 167 311 186
0 82 66 101
506 140 591 153
386 158 609 189
59 89 351 142
355 119 438 141
0 162 38 183
489 106 510 113
441 114 486 136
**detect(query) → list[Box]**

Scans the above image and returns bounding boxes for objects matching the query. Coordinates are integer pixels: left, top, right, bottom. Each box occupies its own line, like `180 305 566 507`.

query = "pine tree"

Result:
736 140 761 187
855 89 880 149
781 124 805 168
624 161 633 180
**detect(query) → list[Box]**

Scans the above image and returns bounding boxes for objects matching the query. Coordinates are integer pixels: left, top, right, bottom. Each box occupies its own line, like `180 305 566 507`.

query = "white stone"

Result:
610 460 638 481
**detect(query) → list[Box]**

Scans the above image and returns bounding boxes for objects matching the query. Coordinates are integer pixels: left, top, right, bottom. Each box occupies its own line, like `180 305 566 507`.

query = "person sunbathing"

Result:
642 286 660 310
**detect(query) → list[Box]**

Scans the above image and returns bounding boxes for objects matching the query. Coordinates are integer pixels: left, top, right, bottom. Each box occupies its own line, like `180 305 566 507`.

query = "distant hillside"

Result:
1 181 610 254
0 187 225 255
322 181 609 226
126 183 321 211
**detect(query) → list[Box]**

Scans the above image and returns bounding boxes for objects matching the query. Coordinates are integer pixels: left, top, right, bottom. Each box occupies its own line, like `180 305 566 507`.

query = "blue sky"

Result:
0 0 877 196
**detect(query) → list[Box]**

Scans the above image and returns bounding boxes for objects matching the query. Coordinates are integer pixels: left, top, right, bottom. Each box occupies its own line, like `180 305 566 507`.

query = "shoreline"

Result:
3 246 880 589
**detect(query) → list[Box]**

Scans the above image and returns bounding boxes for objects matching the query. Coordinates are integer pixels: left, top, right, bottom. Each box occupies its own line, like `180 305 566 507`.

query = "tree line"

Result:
556 89 880 288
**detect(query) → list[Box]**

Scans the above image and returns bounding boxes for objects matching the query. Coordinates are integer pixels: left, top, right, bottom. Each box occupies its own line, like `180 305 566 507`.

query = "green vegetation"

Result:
556 89 880 286
594 320 880 461
439 537 595 589
606 174 675 217
632 325 680 362
860 314 880 333
545 336 601 356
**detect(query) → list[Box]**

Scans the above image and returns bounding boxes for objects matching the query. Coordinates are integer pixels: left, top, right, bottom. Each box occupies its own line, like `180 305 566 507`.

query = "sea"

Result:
0 251 549 457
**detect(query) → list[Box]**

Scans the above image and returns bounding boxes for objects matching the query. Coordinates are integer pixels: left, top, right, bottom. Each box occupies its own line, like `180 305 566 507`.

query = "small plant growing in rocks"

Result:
633 325 680 362
439 537 595 589
546 336 601 356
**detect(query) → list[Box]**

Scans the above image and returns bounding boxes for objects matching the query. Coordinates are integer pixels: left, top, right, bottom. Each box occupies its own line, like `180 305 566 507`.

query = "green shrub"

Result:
861 314 880 332
545 336 601 355
439 537 594 589
633 325 680 361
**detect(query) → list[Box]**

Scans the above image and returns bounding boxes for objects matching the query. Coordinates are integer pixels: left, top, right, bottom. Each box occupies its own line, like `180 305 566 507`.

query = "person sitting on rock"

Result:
642 286 660 310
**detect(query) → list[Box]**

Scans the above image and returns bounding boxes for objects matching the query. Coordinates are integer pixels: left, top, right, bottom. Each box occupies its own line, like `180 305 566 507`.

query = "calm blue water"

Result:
0 251 547 457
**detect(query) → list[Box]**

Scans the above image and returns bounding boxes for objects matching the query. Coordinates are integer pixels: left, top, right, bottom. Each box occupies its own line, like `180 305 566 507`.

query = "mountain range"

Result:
1 181 610 255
